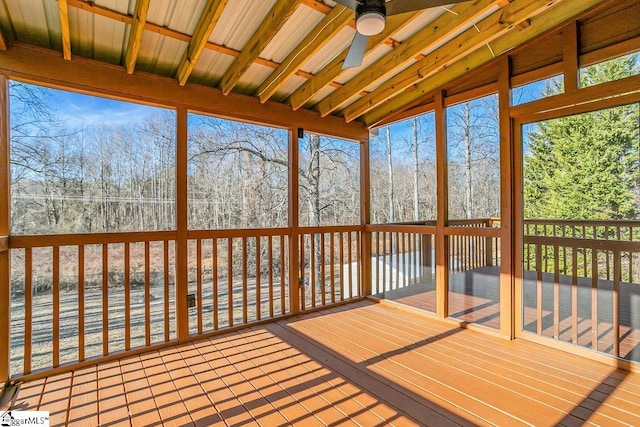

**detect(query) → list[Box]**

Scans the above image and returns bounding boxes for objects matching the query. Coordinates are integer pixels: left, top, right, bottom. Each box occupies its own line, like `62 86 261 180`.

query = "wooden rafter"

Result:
287 12 422 111
175 0 228 86
58 0 72 60
124 0 150 74
343 0 567 124
255 5 352 104
363 0 608 126
219 0 303 96
0 28 6 51
315 0 503 118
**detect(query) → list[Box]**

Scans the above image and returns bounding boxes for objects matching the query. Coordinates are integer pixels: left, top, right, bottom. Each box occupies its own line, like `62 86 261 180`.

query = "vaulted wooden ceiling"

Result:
0 0 618 127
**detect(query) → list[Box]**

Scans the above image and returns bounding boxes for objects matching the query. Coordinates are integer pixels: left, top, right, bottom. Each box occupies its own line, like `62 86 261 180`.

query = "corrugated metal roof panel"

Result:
391 7 446 42
209 0 276 50
93 0 131 16
306 84 336 108
301 25 354 74
189 48 235 86
235 62 273 94
6 0 57 49
272 74 306 102
136 30 186 77
70 7 126 65
260 6 325 63
147 0 207 35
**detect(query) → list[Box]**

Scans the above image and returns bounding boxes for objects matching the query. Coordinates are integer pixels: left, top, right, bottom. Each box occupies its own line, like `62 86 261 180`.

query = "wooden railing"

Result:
7 225 363 379
9 231 177 377
368 223 436 297
522 219 640 359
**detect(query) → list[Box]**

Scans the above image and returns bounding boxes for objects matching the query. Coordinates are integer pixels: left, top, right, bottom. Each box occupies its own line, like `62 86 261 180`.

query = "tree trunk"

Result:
412 117 419 221
386 127 395 223
464 102 473 219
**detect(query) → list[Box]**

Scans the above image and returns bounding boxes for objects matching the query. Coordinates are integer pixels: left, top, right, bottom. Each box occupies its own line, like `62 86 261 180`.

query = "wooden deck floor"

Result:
8 300 640 426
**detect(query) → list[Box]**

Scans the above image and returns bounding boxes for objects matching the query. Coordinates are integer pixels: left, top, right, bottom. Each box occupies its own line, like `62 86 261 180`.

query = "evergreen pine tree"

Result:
524 54 640 219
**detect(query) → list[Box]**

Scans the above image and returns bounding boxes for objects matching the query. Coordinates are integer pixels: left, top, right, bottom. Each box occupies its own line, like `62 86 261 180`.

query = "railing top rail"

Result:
10 230 177 248
525 219 640 227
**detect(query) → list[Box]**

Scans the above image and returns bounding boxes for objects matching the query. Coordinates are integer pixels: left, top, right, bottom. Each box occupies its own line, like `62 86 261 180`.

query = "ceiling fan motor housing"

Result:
355 0 386 36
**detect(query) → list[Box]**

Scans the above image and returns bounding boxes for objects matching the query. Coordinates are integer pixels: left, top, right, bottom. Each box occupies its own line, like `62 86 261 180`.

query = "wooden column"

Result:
435 89 449 319
360 140 372 296
288 129 300 313
498 55 515 339
0 75 9 383
175 108 189 342
563 21 580 93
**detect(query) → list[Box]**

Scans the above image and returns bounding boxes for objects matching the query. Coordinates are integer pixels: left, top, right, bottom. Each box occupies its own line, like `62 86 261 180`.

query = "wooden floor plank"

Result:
38 371 72 426
10 378 45 411
158 346 226 427
119 355 163 426
139 350 194 426
97 360 131 427
10 300 640 427
67 366 98 427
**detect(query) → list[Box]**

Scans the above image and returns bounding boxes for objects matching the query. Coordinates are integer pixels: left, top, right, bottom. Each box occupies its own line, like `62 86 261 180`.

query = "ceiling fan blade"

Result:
386 0 470 16
332 0 360 10
343 32 369 69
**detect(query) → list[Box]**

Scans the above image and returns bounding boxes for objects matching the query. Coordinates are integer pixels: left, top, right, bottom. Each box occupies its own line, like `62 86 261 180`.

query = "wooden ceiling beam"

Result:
287 12 422 111
219 0 303 95
255 5 352 104
315 0 503 118
0 29 6 51
124 0 150 74
175 0 228 86
58 0 72 60
363 0 608 127
343 0 565 123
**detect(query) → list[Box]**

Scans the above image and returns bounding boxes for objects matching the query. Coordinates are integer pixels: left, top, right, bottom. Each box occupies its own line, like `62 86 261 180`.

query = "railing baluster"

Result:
211 238 219 328
321 233 326 305
280 235 286 315
572 246 578 345
197 239 203 334
310 233 316 307
553 245 560 340
242 237 248 324
53 246 60 366
340 232 345 300
347 231 353 299
356 231 361 297
613 250 621 357
24 248 32 375
591 248 598 351
394 232 399 289
536 243 543 335
78 245 85 361
144 241 150 346
101 244 108 357
228 237 233 327
256 236 261 320
330 232 336 303
268 236 274 319
124 243 131 351
381 232 387 294
164 240 170 340
300 234 306 311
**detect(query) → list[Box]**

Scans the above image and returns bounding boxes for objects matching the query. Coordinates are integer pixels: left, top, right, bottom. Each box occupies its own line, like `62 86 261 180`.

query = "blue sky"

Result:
27 83 166 128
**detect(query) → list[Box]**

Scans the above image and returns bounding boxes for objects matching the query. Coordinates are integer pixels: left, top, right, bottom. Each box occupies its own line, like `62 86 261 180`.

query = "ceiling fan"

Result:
334 0 470 68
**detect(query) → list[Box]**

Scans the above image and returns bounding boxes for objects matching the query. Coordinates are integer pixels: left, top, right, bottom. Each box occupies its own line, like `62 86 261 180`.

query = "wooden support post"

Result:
360 140 372 296
498 55 515 339
288 129 300 314
435 89 449 319
0 75 9 383
563 21 580 93
175 108 190 342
